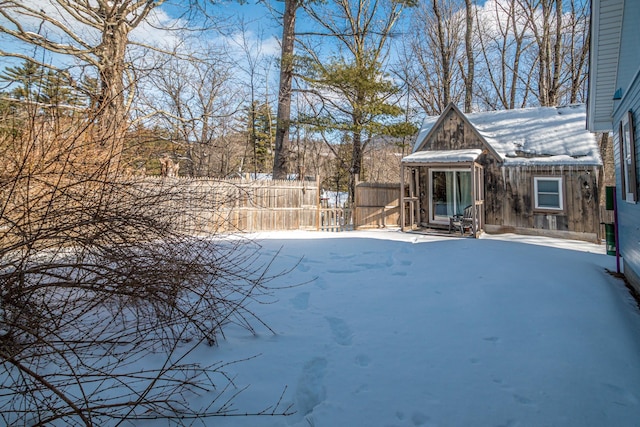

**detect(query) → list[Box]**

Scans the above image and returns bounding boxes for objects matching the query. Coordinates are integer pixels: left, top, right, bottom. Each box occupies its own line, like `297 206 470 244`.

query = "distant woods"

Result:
0 0 589 184
397 0 589 114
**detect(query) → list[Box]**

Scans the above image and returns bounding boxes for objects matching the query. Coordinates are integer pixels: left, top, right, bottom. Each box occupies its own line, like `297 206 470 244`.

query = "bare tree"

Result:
565 0 590 103
520 0 590 105
475 0 535 109
229 21 276 177
0 1 164 149
400 0 466 115
470 0 589 110
0 0 242 158
139 40 245 177
521 0 564 106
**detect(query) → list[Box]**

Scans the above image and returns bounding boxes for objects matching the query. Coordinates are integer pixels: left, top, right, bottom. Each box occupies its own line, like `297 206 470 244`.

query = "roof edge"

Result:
414 103 503 162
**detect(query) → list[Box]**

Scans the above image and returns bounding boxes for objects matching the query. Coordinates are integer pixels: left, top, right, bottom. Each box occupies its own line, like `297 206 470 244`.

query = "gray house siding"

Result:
613 79 640 292
590 0 640 292
609 0 640 292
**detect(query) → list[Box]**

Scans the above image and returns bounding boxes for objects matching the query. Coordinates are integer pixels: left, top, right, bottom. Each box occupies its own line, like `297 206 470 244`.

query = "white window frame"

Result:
620 111 638 203
534 177 563 211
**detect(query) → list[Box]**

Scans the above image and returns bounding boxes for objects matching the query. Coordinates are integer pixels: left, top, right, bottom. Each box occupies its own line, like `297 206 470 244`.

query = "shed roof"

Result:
413 104 602 166
402 149 482 164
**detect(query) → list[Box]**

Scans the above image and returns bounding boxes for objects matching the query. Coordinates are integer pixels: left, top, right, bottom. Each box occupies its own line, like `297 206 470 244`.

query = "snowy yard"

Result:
160 231 640 427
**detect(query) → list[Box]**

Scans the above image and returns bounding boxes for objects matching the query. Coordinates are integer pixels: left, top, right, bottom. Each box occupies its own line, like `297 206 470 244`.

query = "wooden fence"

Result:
148 177 404 233
320 207 354 232
147 177 320 233
354 182 402 229
598 205 615 242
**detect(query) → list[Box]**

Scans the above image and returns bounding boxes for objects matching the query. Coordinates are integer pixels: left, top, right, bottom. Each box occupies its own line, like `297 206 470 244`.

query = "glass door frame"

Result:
428 168 472 225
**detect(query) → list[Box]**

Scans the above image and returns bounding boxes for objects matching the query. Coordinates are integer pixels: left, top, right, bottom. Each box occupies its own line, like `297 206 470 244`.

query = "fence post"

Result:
354 177 359 230
316 175 322 231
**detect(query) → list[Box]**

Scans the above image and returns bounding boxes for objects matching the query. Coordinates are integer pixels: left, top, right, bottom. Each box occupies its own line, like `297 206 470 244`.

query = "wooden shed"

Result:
400 103 603 242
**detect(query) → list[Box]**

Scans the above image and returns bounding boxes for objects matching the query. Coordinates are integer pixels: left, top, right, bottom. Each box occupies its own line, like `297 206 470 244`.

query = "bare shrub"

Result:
0 113 294 424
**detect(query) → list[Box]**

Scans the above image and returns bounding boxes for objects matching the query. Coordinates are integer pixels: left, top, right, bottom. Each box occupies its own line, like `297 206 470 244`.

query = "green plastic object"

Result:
606 186 615 211
605 223 616 256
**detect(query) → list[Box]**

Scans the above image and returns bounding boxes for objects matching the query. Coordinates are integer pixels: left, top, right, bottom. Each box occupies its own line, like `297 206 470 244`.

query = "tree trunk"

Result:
350 129 362 206
273 0 299 180
433 0 451 107
463 0 474 113
550 0 563 105
96 17 129 161
568 0 589 103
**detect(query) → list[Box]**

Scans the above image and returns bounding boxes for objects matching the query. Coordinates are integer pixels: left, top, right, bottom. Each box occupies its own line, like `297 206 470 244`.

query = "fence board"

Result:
354 182 401 229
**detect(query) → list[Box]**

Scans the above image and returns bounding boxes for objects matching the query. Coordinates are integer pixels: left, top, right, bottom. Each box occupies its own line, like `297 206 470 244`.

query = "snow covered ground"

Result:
164 230 640 427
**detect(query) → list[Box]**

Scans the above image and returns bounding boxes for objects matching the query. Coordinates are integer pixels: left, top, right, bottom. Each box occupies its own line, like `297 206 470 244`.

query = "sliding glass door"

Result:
430 170 472 223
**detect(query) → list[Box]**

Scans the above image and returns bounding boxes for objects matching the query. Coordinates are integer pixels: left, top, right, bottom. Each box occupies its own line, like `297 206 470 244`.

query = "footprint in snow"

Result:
327 268 360 274
329 252 356 260
325 316 353 346
296 262 311 272
290 292 310 310
314 277 328 290
602 382 639 405
355 353 371 367
296 357 328 416
512 393 534 405
411 411 430 426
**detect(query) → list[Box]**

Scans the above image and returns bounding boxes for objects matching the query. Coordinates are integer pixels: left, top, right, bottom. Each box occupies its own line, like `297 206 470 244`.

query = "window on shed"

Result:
620 111 638 203
534 177 563 210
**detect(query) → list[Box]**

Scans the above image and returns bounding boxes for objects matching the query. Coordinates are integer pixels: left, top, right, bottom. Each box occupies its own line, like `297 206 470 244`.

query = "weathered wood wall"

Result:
354 182 401 228
422 108 482 151
482 163 602 241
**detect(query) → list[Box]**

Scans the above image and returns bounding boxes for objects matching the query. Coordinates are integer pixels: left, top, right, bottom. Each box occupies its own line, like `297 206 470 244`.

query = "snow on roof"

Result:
413 104 602 166
402 149 483 164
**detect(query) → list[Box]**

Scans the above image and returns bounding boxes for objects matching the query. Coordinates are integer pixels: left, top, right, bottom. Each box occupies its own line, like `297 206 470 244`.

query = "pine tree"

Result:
300 53 416 201
0 60 42 101
247 101 276 174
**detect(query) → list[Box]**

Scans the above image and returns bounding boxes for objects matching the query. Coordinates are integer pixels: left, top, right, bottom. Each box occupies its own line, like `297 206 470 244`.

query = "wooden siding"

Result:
482 164 601 241
423 108 485 151
355 182 401 228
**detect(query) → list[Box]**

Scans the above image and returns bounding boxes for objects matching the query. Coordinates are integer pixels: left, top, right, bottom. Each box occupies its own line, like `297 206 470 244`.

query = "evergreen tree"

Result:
39 69 78 108
247 101 276 174
300 52 416 200
299 0 416 202
0 60 84 119
0 60 42 101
